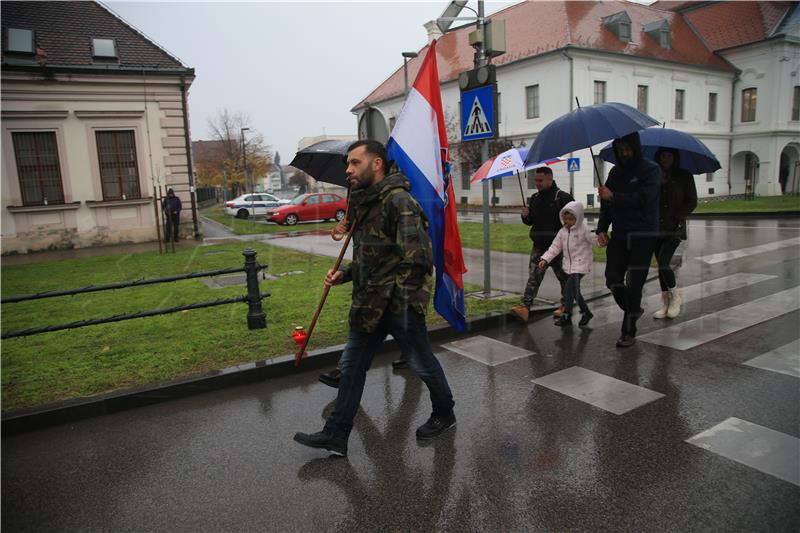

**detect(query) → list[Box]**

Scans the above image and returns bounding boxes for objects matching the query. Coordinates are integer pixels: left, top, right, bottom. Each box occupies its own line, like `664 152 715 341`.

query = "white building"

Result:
1 1 197 254
352 0 800 206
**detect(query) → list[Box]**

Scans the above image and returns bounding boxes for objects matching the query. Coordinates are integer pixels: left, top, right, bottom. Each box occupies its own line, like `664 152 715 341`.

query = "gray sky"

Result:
107 0 515 162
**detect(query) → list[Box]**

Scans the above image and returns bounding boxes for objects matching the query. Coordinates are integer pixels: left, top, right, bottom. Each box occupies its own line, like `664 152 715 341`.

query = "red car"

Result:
265 193 347 226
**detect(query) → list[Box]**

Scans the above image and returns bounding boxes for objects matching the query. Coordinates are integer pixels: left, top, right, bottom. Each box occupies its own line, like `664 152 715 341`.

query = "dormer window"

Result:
602 11 633 43
644 19 671 49
92 38 117 58
7 28 34 53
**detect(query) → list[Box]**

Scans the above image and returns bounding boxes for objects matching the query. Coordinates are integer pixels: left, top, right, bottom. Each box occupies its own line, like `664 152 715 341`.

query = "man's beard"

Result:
352 165 375 189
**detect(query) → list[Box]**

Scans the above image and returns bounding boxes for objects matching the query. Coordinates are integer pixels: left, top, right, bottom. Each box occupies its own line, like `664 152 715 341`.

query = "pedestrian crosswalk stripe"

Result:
638 287 800 351
695 237 800 265
442 335 534 366
532 366 664 415
686 417 800 487
743 339 800 379
588 272 776 329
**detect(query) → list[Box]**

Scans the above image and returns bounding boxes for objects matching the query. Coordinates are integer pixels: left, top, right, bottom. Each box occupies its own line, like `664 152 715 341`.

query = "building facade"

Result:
1 1 197 254
352 0 800 206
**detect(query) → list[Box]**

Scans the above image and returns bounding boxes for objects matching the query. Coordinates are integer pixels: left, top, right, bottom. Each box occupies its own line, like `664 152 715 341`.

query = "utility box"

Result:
486 20 506 57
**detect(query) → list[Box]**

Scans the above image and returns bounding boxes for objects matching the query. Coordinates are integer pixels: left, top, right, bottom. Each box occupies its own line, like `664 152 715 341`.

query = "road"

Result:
3 217 799 532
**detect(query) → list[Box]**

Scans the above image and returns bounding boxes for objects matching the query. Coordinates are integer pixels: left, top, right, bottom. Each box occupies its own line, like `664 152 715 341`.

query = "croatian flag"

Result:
386 40 467 332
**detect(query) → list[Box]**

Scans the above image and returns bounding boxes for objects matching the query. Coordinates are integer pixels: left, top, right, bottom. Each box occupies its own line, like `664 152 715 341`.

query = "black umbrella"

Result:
289 139 351 187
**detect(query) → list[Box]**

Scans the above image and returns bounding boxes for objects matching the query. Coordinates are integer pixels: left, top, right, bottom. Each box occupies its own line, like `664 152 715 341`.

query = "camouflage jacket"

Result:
339 166 433 333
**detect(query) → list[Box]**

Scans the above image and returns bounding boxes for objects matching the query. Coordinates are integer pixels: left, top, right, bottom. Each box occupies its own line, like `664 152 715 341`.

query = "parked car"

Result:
224 193 290 219
265 193 347 225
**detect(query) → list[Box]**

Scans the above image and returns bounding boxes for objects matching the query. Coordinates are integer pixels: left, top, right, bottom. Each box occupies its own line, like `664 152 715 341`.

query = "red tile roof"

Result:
354 0 732 110
1 1 190 72
683 1 793 51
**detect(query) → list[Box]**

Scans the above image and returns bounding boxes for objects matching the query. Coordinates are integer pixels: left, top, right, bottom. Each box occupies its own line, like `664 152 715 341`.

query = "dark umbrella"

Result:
597 128 721 174
524 101 660 185
289 139 351 187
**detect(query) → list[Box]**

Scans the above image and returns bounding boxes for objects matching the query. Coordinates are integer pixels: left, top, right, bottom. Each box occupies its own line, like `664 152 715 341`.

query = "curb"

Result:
1 311 516 436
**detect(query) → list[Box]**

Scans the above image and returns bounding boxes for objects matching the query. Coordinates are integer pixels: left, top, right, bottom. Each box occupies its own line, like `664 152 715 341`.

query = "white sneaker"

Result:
666 288 682 318
653 292 670 319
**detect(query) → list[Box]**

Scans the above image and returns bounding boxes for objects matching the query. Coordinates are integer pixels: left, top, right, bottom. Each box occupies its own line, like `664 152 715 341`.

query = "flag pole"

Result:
515 170 526 205
294 221 356 366
576 97 604 187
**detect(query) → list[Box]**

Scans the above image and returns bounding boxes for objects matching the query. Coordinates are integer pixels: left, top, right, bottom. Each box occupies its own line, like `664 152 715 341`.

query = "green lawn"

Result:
203 207 338 235
458 221 608 261
1 243 517 412
694 195 800 213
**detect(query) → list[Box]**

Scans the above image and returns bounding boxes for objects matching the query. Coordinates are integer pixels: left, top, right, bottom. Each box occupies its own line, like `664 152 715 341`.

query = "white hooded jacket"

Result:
541 201 599 274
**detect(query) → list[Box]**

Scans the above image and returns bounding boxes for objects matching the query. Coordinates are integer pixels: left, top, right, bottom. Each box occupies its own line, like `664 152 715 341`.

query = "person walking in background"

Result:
511 166 574 322
162 188 182 242
294 140 456 457
538 201 602 327
597 132 661 348
652 148 697 319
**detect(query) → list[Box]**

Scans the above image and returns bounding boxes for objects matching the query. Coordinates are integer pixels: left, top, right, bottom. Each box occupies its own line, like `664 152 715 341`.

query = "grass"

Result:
458 221 608 261
203 207 338 235
694 195 800 213
1 243 518 412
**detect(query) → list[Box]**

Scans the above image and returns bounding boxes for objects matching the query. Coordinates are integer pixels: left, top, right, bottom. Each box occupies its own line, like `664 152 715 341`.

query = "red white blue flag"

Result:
386 40 467 331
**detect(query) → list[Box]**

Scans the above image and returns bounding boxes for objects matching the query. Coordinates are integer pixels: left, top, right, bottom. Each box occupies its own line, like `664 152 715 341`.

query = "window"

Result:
637 85 648 113
527 170 535 190
92 38 117 58
526 84 540 119
659 30 670 48
706 172 714 183
7 28 34 53
708 92 718 122
96 131 141 200
461 163 471 191
792 86 800 121
675 89 685 120
306 195 320 205
494 177 502 190
619 22 631 42
389 116 396 131
12 132 65 206
322 194 335 203
594 81 606 104
593 155 606 187
741 88 757 122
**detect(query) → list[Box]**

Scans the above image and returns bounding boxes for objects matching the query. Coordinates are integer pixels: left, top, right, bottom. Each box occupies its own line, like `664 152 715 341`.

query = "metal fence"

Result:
1 249 269 340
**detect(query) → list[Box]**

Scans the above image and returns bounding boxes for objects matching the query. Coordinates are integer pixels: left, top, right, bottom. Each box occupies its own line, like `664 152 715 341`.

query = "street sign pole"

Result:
476 0 491 296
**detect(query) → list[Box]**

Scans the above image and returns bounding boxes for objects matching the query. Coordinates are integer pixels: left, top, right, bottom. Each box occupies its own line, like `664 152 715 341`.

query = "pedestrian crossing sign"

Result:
568 157 580 172
460 84 496 141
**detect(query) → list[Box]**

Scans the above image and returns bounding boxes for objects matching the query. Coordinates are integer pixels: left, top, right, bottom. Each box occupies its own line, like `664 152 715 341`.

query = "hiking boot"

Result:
511 305 529 322
318 369 341 389
293 431 347 457
416 412 457 440
616 334 636 348
391 358 408 370
553 304 566 318
579 311 594 326
554 314 572 327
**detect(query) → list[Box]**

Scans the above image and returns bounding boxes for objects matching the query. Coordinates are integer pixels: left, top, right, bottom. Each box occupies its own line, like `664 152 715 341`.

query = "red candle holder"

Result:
292 326 307 348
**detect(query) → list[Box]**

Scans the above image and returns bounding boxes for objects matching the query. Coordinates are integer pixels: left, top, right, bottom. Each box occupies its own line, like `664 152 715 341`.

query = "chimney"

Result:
424 20 443 44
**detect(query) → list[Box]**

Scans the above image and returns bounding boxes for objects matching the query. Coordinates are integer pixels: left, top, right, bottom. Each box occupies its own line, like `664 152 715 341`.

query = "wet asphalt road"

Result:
2 218 800 532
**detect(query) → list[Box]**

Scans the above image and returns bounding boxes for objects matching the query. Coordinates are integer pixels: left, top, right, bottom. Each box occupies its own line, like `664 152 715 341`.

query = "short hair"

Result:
347 139 387 171
534 166 553 177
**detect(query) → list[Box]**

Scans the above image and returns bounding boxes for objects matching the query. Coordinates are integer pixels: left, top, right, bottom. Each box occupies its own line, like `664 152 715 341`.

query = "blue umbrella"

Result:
598 128 721 174
524 101 660 185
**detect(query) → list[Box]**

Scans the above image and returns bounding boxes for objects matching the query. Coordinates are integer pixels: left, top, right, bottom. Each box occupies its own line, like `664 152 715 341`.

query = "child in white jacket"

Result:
538 201 601 327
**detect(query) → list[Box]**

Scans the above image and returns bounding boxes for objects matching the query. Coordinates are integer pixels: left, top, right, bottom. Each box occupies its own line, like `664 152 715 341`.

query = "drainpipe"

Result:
727 71 739 196
180 76 199 238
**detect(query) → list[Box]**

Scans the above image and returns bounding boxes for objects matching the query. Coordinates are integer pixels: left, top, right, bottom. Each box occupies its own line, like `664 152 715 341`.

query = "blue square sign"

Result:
461 85 495 142
567 157 580 172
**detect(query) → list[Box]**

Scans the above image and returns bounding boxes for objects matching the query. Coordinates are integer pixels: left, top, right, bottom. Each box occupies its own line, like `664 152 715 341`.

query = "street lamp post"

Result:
402 51 418 98
241 127 251 218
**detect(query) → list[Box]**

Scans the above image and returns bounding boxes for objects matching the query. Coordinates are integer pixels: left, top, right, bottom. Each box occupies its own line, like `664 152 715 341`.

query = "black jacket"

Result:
522 182 573 250
654 148 697 240
162 192 182 214
598 132 661 238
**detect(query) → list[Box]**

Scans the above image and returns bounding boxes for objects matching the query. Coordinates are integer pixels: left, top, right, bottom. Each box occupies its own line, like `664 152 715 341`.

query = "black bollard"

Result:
243 249 266 329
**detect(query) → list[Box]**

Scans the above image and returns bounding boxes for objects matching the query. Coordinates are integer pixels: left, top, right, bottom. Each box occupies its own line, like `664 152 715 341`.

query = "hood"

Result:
560 200 585 227
653 147 681 173
167 188 175 196
612 131 643 168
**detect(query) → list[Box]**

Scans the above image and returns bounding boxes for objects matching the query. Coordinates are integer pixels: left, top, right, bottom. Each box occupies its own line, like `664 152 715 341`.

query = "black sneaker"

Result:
554 315 572 327
616 334 636 348
391 358 408 369
579 311 594 326
318 369 341 388
293 431 347 457
416 412 456 440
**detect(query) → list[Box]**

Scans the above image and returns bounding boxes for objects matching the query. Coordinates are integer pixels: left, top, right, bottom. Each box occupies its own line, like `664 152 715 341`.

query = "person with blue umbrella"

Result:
651 147 697 320
597 132 661 348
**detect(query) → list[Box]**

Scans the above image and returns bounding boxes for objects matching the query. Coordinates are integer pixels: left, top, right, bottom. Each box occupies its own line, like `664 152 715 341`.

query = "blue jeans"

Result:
323 308 455 441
